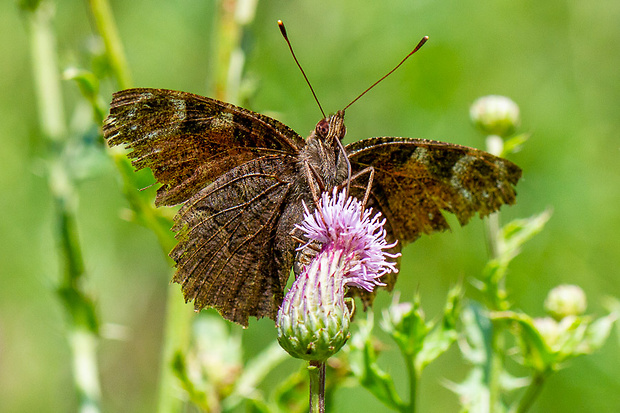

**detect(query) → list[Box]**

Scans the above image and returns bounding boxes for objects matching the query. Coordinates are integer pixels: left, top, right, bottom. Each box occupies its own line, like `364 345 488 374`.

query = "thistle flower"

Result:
544 284 587 320
470 95 520 138
277 189 401 361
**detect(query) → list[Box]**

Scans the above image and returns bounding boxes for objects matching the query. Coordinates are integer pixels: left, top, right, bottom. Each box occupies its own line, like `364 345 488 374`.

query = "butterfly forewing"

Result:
103 88 306 206
346 137 522 245
344 137 520 308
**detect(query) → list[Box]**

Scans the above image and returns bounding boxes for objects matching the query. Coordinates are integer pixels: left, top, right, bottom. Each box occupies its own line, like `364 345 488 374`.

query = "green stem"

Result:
405 359 418 413
213 0 258 104
88 0 177 255
88 0 132 89
309 361 325 413
514 371 547 413
88 0 177 254
25 2 102 412
69 330 102 413
90 1 260 411
88 1 191 411
156 287 193 413
484 135 506 413
486 212 506 413
488 327 504 413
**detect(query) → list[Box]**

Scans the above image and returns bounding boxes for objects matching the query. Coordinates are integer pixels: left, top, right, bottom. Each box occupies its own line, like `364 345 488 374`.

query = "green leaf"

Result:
484 209 552 284
246 398 277 413
576 313 618 354
444 367 491 413
57 286 99 334
460 304 492 366
171 351 210 411
492 311 554 372
18 0 42 12
502 133 530 156
224 342 288 410
416 283 463 371
500 210 552 261
349 314 406 410
64 67 107 124
272 367 307 413
64 67 99 99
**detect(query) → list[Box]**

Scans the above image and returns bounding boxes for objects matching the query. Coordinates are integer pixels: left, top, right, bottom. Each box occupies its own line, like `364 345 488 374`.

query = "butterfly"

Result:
103 87 521 326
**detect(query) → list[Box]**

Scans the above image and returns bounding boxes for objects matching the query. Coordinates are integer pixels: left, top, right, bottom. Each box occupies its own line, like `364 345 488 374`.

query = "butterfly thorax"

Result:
299 110 349 191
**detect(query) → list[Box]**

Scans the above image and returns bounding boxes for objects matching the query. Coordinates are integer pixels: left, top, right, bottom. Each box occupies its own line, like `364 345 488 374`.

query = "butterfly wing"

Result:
103 88 307 326
346 137 522 297
170 156 303 325
104 88 305 206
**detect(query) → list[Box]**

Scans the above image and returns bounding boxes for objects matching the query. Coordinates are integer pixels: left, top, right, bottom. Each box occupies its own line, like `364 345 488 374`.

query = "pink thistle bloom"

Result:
277 189 401 361
296 189 401 292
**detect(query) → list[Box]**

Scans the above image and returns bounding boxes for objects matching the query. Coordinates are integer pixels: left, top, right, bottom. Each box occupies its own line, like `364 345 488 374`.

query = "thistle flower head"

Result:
544 284 587 320
277 189 401 361
470 95 520 138
296 189 401 291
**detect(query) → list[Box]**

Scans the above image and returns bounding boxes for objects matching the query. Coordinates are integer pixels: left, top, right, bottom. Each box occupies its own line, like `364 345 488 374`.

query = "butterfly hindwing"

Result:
170 156 303 326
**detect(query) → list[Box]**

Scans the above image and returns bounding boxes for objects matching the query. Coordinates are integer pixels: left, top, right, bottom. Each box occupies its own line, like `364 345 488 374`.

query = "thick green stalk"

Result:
88 0 132 89
405 358 418 413
87 1 191 412
308 361 326 413
484 137 506 413
514 371 547 413
26 2 102 412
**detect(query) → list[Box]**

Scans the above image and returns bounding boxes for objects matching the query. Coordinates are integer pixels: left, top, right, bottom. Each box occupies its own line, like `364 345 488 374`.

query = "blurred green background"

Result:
1 0 619 412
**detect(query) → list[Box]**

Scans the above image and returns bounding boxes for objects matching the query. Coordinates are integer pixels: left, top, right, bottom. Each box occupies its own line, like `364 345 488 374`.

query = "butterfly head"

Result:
314 110 346 144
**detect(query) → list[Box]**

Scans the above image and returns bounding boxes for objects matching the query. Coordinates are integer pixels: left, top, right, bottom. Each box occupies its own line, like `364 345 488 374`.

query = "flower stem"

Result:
309 361 326 413
514 371 547 413
405 358 418 413
88 0 132 89
484 136 506 413
488 327 504 413
87 2 190 412
25 2 102 412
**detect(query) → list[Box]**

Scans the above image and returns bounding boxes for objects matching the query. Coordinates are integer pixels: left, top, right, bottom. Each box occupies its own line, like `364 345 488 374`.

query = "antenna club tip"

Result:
278 20 287 36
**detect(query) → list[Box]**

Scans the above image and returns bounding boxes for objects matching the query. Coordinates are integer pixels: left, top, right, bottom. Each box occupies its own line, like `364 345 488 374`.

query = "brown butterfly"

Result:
103 86 521 326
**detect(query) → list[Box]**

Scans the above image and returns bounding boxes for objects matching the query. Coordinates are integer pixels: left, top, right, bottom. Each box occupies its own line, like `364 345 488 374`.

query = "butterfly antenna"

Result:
344 36 429 111
278 20 326 118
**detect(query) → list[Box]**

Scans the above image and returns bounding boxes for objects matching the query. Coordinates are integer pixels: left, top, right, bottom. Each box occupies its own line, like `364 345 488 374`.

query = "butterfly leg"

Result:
335 137 352 196
349 166 375 211
303 159 326 206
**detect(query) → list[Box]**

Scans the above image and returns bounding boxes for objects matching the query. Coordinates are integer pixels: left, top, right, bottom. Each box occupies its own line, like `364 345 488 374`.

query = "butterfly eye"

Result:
315 119 329 138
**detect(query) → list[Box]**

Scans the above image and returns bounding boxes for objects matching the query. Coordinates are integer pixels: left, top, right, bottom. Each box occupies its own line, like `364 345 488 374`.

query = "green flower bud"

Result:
385 300 416 330
470 95 520 138
533 316 561 349
277 249 351 361
544 284 587 320
533 315 580 352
